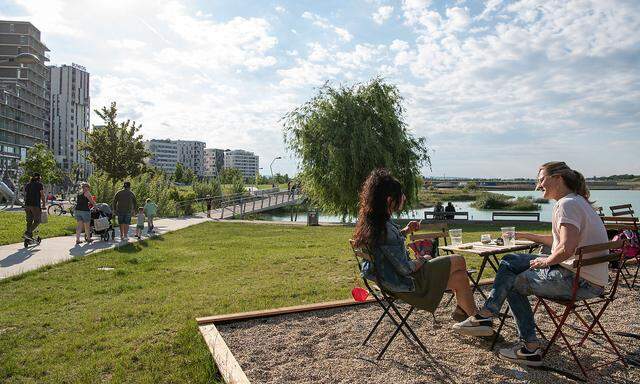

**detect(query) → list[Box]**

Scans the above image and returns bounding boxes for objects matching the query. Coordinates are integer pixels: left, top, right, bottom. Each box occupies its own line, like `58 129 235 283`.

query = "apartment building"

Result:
223 149 259 180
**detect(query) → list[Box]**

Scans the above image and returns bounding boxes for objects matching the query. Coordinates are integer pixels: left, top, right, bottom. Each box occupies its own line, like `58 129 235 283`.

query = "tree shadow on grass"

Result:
115 235 165 254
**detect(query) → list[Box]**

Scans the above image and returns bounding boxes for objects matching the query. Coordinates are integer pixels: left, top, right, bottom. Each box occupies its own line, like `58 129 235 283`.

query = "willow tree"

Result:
283 78 430 219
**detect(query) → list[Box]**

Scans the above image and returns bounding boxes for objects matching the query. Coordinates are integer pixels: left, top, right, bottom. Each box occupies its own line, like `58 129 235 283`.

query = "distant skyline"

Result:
2 0 639 178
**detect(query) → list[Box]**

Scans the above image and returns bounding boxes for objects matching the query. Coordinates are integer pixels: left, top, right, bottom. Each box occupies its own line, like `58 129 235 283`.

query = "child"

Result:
143 198 157 234
135 207 145 239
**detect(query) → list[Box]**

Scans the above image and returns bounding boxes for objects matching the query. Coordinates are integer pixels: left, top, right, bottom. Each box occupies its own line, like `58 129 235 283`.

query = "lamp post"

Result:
0 52 40 65
270 156 282 187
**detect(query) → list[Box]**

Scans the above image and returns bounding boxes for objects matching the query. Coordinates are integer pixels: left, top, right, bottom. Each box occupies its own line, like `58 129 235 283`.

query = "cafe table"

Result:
439 240 539 299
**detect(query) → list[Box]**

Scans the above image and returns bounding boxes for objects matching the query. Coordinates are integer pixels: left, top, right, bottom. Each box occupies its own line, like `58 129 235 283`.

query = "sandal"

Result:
85 237 94 243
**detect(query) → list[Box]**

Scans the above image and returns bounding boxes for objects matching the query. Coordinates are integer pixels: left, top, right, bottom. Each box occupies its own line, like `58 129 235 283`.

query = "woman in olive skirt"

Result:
353 169 488 329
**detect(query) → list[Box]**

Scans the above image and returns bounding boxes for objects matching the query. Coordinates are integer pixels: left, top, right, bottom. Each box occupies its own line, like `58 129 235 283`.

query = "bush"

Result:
470 193 511 209
193 180 222 199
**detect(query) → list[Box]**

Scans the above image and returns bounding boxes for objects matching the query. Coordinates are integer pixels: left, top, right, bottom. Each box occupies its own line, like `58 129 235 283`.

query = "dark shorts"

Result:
74 210 91 222
117 213 132 225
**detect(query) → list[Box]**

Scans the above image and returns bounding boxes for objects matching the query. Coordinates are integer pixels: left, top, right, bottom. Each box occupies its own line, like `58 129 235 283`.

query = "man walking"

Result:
23 173 46 240
112 181 137 241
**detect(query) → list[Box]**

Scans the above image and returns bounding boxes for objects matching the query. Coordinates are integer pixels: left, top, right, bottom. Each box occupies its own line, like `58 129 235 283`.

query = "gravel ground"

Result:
219 291 640 383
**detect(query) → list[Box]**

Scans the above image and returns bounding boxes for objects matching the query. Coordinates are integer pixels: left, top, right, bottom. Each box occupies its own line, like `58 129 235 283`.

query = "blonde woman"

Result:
453 162 608 366
74 182 96 244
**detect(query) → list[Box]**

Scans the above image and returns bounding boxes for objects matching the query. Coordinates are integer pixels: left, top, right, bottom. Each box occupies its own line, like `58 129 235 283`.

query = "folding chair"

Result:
609 204 634 217
533 239 628 379
349 239 429 360
601 216 639 288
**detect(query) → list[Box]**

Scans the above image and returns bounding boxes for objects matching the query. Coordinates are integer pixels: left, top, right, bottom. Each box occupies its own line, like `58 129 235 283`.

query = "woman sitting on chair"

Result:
352 168 486 325
452 161 608 366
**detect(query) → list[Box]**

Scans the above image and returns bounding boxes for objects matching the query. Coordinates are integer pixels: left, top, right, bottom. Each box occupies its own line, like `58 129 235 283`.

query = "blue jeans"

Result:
483 253 604 342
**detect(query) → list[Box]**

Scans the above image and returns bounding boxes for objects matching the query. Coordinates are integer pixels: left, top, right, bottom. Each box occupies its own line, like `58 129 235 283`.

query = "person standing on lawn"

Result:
23 173 46 240
143 198 157 233
452 161 607 367
112 181 137 241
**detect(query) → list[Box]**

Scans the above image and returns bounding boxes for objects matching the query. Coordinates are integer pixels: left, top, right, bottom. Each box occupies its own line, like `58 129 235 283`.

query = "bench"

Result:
492 212 540 222
424 211 469 220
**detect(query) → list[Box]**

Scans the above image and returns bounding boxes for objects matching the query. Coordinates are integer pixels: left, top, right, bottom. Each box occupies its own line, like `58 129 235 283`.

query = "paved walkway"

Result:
0 215 211 280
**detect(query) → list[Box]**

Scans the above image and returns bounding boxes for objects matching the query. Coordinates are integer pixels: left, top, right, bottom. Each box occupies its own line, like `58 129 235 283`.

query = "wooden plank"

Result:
199 323 251 384
196 298 375 325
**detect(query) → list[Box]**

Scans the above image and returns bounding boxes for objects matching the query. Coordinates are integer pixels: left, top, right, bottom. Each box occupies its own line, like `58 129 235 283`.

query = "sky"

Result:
1 0 639 178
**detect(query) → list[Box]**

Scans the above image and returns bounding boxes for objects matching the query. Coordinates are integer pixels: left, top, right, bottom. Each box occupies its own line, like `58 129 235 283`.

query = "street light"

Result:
0 52 40 65
270 156 282 187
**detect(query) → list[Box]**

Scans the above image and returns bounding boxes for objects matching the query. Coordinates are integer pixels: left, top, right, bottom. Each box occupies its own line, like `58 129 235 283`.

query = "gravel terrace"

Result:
219 291 640 383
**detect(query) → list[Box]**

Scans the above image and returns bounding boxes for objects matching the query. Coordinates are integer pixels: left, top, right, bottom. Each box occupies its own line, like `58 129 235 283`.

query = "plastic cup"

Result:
501 227 516 247
481 234 491 244
449 228 463 246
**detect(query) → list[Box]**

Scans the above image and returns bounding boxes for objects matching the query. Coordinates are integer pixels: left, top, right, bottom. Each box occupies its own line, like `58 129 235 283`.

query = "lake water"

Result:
256 190 640 223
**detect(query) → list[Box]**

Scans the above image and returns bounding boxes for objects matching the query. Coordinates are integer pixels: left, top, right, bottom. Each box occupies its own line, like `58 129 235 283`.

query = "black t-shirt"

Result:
24 181 44 208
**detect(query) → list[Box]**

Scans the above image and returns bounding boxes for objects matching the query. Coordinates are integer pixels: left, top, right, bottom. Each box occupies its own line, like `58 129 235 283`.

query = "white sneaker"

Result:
452 315 494 337
498 343 543 367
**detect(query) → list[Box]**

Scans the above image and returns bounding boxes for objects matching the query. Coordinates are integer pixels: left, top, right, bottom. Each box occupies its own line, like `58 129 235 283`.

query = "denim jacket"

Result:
362 220 418 293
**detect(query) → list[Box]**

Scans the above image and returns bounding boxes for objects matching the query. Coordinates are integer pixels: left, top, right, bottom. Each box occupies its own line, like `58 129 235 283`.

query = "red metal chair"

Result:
533 239 628 379
601 216 639 288
609 204 634 217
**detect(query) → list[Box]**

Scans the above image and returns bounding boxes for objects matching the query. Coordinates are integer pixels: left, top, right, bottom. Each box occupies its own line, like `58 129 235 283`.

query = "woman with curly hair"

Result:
353 168 487 328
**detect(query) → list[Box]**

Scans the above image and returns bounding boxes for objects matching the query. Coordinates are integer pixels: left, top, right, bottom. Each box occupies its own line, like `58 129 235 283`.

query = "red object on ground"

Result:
351 287 369 302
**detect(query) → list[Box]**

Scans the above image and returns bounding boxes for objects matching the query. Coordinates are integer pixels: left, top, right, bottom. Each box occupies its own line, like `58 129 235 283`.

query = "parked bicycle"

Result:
48 201 75 216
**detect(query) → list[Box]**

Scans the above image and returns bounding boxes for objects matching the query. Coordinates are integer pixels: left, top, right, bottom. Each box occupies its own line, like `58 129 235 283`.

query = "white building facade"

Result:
144 139 178 174
224 149 259 180
49 63 91 178
177 140 205 177
203 148 218 179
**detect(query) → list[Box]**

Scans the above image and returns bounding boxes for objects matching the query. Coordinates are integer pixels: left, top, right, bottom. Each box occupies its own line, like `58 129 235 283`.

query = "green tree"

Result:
219 168 243 184
182 167 195 184
230 174 245 195
19 143 62 184
80 102 150 185
174 163 185 183
283 78 430 218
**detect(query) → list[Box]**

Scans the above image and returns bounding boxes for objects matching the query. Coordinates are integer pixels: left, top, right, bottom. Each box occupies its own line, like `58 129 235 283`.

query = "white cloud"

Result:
373 6 394 25
106 39 146 50
390 39 410 51
302 11 353 42
275 5 286 14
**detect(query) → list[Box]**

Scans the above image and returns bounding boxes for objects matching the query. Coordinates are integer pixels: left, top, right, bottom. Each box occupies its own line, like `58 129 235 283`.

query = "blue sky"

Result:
2 0 639 178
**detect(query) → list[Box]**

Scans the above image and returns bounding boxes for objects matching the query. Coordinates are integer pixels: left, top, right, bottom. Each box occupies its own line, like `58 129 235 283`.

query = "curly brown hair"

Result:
352 168 404 250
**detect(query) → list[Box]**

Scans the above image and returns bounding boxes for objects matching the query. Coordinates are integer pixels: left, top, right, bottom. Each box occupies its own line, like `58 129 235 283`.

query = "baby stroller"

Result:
91 203 115 241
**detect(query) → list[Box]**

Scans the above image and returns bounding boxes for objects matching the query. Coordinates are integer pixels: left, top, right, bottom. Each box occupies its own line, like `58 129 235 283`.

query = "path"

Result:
0 215 210 280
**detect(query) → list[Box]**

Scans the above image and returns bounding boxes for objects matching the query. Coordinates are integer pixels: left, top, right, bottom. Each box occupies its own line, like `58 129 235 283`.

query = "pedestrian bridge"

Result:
175 189 304 219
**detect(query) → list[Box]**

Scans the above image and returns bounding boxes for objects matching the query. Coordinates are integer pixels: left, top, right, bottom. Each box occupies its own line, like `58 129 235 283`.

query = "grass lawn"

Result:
0 211 77 246
418 188 512 207
0 221 550 383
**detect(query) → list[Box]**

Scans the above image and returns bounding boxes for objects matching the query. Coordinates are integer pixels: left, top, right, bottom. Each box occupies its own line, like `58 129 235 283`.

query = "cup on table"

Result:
449 228 463 246
480 234 491 244
501 226 516 247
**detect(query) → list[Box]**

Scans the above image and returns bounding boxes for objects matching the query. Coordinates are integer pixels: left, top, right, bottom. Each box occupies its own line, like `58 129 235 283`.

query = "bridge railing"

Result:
172 189 301 218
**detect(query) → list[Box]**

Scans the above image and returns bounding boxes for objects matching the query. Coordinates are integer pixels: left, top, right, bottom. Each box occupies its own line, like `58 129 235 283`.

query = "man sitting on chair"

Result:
452 162 608 366
352 168 487 326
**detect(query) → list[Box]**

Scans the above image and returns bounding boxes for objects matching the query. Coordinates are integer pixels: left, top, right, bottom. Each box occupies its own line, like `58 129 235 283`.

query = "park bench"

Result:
424 211 468 220
492 211 540 222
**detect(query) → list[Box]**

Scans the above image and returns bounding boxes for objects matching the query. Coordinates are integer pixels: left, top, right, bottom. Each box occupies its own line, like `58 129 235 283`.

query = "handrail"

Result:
172 189 302 218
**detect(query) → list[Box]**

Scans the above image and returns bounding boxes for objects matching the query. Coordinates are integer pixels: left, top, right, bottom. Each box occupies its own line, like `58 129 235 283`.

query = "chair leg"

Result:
541 301 588 378
387 302 428 353
364 306 390 345
532 298 548 341
377 306 414 360
490 308 509 351
631 258 640 288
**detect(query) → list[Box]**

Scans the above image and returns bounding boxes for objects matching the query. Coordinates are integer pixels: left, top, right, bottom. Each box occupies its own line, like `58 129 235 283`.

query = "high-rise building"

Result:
144 139 178 174
49 63 90 178
177 140 205 177
224 149 259 180
0 21 50 170
204 148 227 179
144 139 205 177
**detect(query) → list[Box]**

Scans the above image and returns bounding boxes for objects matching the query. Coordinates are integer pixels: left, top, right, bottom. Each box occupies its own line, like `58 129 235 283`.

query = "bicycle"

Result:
48 201 75 216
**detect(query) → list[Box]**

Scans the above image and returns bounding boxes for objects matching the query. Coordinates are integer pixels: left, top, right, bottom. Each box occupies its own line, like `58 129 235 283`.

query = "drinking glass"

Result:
501 227 516 247
449 228 463 246
480 234 491 244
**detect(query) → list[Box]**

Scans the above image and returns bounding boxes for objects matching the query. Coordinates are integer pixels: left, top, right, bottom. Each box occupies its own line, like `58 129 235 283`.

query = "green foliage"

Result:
18 143 62 184
192 179 222 198
174 163 185 183
230 174 245 195
80 102 150 183
182 167 195 184
470 193 540 211
283 78 430 218
219 168 243 184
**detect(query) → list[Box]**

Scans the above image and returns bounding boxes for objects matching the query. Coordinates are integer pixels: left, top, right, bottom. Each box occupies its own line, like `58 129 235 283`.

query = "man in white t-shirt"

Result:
453 162 608 367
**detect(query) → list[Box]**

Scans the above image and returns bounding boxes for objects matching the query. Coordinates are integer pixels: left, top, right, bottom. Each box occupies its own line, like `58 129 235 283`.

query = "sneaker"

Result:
451 305 468 322
498 343 543 367
452 315 494 337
